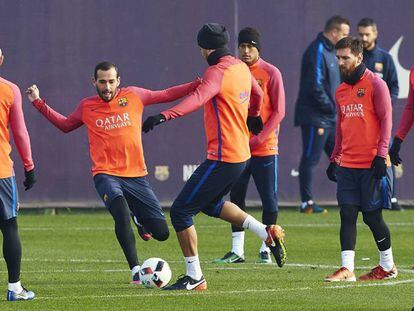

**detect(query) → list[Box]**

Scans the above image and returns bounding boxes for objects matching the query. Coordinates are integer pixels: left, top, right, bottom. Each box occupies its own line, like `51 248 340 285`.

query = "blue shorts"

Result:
93 174 165 221
170 160 247 232
336 166 392 212
0 176 19 220
231 155 278 213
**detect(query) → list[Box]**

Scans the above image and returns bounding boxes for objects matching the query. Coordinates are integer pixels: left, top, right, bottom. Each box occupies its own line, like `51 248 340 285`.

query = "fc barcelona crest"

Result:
118 97 128 107
374 62 383 72
357 88 366 97
154 165 170 181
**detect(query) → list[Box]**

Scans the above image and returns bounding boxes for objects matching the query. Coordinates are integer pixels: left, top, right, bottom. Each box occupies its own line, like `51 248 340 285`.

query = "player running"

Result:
143 23 287 291
213 27 286 264
0 48 37 301
26 61 200 284
325 37 397 282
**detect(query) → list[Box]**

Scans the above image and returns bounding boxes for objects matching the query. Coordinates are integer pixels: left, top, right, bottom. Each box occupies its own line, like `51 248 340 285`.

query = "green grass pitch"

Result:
0 208 413 310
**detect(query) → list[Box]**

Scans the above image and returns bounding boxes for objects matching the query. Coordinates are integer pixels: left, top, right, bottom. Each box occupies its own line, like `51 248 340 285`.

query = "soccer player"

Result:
294 16 350 213
357 17 402 211
325 37 397 282
213 27 286 264
0 48 37 301
143 23 287 290
389 67 414 166
26 62 201 284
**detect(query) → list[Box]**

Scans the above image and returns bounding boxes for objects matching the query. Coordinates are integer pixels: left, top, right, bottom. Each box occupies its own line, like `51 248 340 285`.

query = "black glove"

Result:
142 114 166 133
326 162 338 182
371 156 387 179
247 116 263 135
389 137 402 166
23 169 36 191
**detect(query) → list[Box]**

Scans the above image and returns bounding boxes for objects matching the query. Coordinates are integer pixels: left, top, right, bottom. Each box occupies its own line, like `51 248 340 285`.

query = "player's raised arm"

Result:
134 78 202 106
26 84 83 133
142 68 221 133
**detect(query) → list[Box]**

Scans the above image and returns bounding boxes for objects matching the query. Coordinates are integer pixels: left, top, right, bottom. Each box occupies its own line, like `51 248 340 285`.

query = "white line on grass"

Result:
18 222 414 231
4 262 413 274
33 279 414 301
325 279 414 288
207 263 414 274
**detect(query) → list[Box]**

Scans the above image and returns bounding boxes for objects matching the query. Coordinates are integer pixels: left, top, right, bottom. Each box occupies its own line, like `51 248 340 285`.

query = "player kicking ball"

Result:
143 23 287 291
325 37 397 282
26 62 201 285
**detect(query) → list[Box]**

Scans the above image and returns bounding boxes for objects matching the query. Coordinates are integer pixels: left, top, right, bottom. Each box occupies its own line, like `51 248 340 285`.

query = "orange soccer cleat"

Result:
324 267 356 282
359 265 398 281
265 225 287 267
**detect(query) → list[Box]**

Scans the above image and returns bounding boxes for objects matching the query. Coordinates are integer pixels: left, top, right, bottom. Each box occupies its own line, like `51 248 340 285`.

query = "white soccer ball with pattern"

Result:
139 258 172 288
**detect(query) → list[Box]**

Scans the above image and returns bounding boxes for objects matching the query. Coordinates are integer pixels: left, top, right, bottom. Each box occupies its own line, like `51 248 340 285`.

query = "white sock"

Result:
259 241 270 253
379 248 394 271
185 255 203 280
231 231 245 257
341 250 355 272
301 200 314 208
242 215 267 241
131 265 141 277
8 281 23 293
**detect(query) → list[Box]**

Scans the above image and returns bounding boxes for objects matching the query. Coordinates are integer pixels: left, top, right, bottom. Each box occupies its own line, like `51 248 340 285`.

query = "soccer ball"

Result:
139 258 172 288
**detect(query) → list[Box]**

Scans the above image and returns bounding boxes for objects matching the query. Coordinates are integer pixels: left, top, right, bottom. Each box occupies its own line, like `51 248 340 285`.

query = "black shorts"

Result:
0 176 19 220
336 166 392 212
170 159 247 232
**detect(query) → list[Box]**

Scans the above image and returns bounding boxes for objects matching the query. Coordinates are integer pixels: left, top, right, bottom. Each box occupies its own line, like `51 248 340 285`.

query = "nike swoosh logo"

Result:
263 162 273 167
377 237 386 243
186 279 204 290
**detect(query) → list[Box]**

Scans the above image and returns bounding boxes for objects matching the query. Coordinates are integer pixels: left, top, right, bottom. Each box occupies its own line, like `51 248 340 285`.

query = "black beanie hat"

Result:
238 27 261 51
197 23 229 49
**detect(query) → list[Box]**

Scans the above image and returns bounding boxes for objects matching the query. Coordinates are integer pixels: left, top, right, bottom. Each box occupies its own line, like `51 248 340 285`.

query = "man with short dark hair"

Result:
357 17 401 211
26 61 201 285
325 37 397 281
213 27 286 264
0 48 37 301
143 23 287 291
295 15 350 213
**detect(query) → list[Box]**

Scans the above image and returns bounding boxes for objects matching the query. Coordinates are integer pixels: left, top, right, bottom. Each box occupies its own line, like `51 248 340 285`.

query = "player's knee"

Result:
362 210 382 227
147 219 170 241
0 217 18 234
340 205 359 223
170 206 192 232
153 228 169 241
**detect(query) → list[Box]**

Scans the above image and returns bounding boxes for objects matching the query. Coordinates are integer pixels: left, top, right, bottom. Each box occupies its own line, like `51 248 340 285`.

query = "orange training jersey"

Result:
80 88 146 177
162 55 263 163
331 69 392 168
32 80 199 177
0 77 34 178
248 58 285 156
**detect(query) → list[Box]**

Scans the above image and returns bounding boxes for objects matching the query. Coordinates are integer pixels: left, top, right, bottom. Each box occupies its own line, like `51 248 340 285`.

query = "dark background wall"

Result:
0 0 413 205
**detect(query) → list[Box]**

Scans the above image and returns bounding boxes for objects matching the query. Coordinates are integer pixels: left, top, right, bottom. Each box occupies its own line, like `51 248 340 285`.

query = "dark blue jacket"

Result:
294 33 340 128
363 44 399 103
